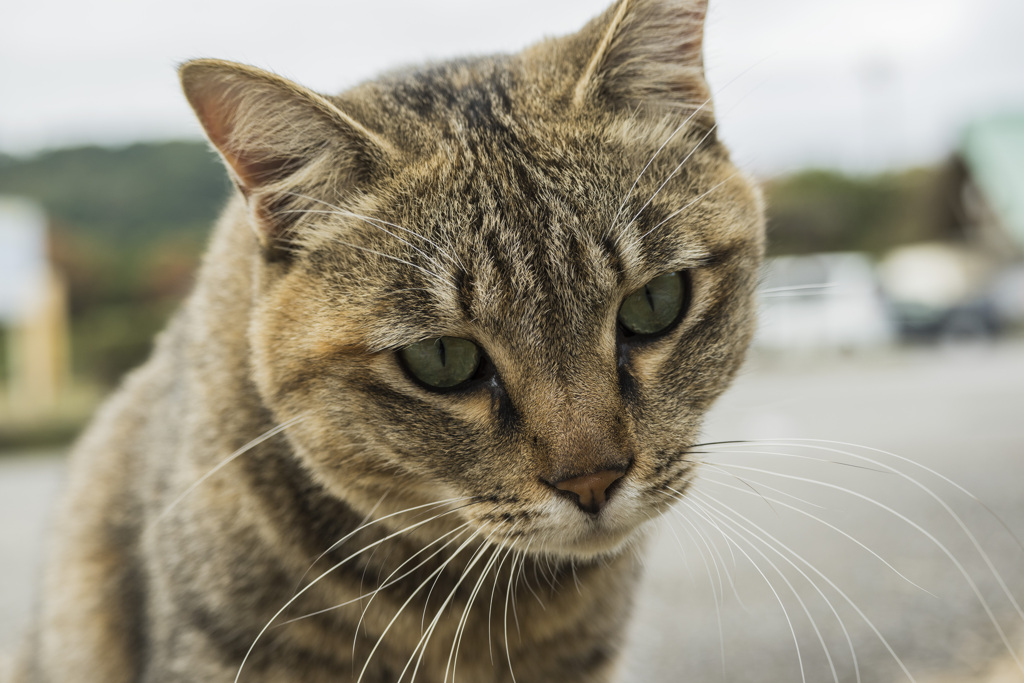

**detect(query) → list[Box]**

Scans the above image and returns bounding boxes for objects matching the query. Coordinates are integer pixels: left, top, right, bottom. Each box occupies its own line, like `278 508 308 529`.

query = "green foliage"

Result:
0 141 229 390
0 414 92 451
0 141 229 245
764 167 941 256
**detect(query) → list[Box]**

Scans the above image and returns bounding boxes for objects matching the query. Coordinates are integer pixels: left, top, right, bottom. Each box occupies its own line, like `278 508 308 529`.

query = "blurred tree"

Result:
0 141 228 245
764 167 940 256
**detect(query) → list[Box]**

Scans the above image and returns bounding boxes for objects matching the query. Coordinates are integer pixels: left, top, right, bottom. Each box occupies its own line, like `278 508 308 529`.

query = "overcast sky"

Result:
3 0 1023 174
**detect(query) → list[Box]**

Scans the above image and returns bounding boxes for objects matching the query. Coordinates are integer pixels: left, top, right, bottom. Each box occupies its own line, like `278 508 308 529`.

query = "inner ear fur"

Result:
571 0 712 121
179 59 392 251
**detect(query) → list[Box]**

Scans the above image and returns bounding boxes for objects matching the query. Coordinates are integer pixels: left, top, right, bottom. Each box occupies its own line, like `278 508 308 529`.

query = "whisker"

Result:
540 554 560 593
657 508 699 586
155 414 307 524
358 529 482 683
705 440 1024 628
512 539 535 632
777 438 1024 556
620 122 718 236
698 462 825 511
279 207 447 274
758 283 837 295
687 491 864 683
691 447 888 476
688 493 844 683
503 550 522 683
671 483 750 606
304 496 477 587
447 532 510 683
757 283 838 299
639 174 737 241
664 495 730 674
234 499 479 683
294 487 393 592
279 521 474 628
518 541 546 610
663 493 809 683
698 469 934 596
685 488 848 682
331 236 447 285
270 194 449 284
610 57 766 244
672 495 728 606
352 524 474 659
706 457 1024 671
487 537 519 665
281 191 463 269
610 97 714 232
404 528 501 683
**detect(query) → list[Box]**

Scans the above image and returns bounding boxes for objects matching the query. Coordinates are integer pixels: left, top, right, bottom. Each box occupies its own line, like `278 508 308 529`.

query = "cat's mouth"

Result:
522 482 652 559
533 520 643 560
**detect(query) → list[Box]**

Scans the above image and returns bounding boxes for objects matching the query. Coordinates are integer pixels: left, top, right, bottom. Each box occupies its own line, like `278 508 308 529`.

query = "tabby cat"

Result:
10 0 764 680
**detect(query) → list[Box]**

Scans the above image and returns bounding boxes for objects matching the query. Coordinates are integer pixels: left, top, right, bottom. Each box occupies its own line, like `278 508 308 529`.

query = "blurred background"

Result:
1 0 1023 681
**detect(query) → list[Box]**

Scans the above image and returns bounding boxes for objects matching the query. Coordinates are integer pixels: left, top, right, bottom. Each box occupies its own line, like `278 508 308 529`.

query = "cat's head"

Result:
182 0 764 560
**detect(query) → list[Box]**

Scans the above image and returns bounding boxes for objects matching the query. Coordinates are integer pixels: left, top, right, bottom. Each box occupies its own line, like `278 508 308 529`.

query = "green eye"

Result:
618 271 687 336
399 336 482 389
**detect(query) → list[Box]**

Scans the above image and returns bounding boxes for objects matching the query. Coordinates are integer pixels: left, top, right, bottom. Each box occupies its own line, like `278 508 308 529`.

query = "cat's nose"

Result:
550 469 626 515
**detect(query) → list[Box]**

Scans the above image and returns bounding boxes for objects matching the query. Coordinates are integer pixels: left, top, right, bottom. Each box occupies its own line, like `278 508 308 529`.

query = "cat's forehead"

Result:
374 159 707 334
368 61 724 254
310 58 750 350
331 181 723 357
346 55 715 199
371 59 521 138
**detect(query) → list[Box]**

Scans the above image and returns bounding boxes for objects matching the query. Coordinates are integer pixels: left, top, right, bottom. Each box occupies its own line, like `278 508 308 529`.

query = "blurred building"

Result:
757 252 895 351
956 115 1024 260
880 115 1024 338
0 197 69 414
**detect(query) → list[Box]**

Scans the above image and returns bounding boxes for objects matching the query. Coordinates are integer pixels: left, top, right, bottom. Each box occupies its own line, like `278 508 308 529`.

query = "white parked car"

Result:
756 252 896 351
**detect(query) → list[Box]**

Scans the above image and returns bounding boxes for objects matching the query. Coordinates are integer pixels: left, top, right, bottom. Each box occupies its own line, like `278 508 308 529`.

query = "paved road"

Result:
2 342 1024 682
624 342 1024 682
0 451 64 652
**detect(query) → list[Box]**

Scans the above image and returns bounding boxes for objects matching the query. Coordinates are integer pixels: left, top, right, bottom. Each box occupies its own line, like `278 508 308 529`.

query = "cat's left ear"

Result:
570 0 712 120
180 59 392 252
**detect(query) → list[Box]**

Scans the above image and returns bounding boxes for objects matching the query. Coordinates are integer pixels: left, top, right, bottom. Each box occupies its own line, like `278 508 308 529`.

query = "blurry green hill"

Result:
0 141 228 246
764 167 944 256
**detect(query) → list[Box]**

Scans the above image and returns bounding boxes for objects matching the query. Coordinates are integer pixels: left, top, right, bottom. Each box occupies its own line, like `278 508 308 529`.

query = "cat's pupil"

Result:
617 271 687 336
400 336 482 389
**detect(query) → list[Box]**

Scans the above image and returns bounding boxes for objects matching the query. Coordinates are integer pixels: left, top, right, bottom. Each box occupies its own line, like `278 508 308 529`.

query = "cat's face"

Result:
183 0 765 560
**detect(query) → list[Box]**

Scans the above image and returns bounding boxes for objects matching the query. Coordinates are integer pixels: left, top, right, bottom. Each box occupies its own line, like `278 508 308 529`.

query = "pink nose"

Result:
551 469 626 514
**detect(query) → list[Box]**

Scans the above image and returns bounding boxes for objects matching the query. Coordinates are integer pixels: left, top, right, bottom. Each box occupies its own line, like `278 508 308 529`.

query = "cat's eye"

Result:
399 336 482 389
618 271 688 337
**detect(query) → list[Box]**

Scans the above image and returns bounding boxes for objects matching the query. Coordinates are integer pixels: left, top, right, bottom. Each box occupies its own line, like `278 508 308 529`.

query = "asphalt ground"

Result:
3 341 1024 682
623 341 1024 683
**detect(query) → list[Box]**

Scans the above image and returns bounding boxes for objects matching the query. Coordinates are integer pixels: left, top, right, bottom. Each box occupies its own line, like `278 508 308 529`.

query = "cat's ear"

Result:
179 59 391 252
571 0 712 120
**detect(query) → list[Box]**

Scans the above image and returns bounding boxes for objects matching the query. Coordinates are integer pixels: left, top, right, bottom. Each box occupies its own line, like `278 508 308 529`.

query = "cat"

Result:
8 0 764 680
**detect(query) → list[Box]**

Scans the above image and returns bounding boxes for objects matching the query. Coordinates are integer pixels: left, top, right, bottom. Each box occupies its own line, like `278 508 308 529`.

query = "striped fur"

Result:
10 1 764 681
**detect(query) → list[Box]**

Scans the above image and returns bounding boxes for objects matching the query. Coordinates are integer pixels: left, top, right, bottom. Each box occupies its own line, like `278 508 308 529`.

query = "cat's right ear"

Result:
179 59 392 253
569 0 712 122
